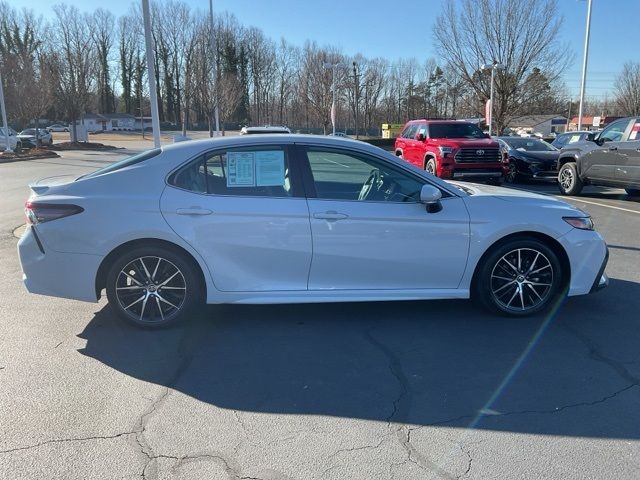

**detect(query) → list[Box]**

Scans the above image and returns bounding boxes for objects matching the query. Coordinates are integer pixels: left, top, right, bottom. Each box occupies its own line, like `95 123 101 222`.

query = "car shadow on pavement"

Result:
78 278 640 439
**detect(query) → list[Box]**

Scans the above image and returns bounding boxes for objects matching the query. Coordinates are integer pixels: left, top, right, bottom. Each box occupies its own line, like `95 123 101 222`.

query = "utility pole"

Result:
0 71 12 153
577 0 593 131
142 0 161 148
352 61 359 139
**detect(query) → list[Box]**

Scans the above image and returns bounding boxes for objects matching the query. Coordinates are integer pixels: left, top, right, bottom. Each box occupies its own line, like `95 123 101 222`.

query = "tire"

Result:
625 188 640 197
472 237 565 317
425 158 437 176
106 246 202 329
558 162 583 195
505 162 519 184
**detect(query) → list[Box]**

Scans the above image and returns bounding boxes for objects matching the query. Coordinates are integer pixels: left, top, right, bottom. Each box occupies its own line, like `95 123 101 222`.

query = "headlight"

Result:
438 146 454 157
563 216 594 230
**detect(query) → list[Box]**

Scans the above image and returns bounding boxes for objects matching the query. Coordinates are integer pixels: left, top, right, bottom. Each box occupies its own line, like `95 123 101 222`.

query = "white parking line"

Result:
564 197 640 215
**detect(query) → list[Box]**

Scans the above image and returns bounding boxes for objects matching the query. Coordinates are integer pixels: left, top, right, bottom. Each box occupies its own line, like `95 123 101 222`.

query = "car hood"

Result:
448 181 586 210
509 150 559 162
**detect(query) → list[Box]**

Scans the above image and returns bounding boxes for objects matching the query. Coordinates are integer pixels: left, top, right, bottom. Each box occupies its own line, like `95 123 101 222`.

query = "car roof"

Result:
407 120 475 125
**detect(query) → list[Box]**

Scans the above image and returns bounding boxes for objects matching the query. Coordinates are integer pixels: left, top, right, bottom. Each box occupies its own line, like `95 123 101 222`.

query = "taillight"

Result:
25 202 84 224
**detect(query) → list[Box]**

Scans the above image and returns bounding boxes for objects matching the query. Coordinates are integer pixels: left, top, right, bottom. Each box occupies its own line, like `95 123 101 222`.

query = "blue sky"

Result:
11 0 638 98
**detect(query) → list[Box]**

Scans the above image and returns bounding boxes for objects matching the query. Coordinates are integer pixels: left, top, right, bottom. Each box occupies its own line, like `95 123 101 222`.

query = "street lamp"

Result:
323 61 345 135
481 61 503 136
352 61 359 139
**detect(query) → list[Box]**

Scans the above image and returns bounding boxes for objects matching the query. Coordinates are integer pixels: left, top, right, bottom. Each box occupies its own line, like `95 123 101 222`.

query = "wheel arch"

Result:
394 148 403 157
558 155 577 168
471 231 571 294
95 238 208 301
423 153 436 169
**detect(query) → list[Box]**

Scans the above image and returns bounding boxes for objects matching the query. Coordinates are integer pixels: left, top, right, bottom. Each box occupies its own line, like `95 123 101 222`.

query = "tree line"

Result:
1 0 638 137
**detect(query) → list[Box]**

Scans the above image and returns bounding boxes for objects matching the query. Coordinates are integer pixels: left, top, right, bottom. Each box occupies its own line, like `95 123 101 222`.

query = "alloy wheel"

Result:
559 167 574 192
490 248 554 312
506 163 517 183
115 256 187 324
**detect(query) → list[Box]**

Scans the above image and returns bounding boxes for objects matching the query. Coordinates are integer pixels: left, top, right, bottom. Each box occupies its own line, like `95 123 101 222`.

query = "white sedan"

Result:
18 135 608 328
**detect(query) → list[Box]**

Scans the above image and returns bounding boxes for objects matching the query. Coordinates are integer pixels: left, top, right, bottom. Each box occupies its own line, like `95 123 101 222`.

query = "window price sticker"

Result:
226 152 255 186
255 150 285 186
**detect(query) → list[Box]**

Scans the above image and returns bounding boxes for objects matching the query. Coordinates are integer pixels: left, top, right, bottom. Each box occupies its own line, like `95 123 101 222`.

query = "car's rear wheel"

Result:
425 158 437 175
473 238 565 317
558 162 583 195
106 246 202 328
625 188 640 197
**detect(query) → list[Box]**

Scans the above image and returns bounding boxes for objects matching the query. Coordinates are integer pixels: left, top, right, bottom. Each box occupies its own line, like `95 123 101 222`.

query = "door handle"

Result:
313 211 348 220
176 208 213 216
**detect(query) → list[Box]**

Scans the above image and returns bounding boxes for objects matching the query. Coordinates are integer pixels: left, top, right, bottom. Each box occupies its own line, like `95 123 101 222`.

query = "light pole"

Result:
577 0 593 131
141 0 161 148
209 0 220 136
0 71 12 153
481 61 503 136
323 62 345 135
352 61 359 139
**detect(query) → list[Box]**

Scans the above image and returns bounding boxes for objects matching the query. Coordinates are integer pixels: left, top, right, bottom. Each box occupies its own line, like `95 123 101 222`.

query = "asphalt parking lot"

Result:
1 147 639 479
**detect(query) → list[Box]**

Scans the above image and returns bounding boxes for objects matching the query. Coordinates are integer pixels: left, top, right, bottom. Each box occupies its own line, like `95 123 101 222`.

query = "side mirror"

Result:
416 133 426 142
420 184 443 213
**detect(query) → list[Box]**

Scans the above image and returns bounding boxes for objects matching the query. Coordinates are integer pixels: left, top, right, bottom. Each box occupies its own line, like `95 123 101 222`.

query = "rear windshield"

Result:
78 148 162 180
430 123 485 139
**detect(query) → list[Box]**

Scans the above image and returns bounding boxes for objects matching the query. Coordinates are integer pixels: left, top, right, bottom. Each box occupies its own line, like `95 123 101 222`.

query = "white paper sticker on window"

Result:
255 150 285 186
227 152 255 186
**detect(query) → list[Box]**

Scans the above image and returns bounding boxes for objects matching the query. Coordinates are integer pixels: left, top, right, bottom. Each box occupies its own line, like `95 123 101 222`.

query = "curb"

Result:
0 152 61 164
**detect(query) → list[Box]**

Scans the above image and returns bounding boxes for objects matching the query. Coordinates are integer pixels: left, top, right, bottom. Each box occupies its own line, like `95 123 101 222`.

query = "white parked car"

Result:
18 128 52 147
240 125 291 135
47 124 69 132
0 127 20 150
18 135 608 328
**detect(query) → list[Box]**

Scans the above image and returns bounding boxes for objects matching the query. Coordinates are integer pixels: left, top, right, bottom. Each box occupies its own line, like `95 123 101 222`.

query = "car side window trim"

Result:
165 144 306 199
295 144 453 203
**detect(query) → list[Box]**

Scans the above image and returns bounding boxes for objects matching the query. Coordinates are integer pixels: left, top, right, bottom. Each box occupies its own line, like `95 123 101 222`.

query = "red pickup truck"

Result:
394 120 506 183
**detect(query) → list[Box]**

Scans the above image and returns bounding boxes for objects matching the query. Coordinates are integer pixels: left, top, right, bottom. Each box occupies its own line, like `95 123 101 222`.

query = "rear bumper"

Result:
17 226 102 302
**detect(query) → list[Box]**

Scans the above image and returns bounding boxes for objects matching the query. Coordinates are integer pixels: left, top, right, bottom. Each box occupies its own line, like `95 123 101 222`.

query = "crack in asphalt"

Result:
561 322 640 385
425 383 639 427
0 431 137 455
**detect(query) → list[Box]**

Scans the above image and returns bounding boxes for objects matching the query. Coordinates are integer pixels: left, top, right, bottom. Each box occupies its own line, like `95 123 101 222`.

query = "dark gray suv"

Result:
557 117 640 196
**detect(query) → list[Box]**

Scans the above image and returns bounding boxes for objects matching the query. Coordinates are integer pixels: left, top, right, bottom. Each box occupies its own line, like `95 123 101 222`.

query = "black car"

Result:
558 117 640 196
496 136 560 183
551 131 591 149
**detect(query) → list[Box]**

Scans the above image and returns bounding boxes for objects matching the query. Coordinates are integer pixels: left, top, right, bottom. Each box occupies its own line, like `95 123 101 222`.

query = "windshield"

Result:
78 148 162 180
429 123 485 139
20 129 36 135
501 138 557 152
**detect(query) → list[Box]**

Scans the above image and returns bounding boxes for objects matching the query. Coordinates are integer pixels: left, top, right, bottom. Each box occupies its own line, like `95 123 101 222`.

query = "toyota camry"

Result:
18 135 608 328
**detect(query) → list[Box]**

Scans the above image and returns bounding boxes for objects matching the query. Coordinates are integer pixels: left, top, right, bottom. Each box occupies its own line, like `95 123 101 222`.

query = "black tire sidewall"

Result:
474 238 564 317
105 246 201 328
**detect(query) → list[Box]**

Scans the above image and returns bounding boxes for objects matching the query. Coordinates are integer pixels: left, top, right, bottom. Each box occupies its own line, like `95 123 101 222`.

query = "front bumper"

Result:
589 248 609 293
17 225 103 302
557 228 609 297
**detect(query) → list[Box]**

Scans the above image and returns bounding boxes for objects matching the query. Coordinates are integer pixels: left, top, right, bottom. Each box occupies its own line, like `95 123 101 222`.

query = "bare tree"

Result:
89 8 115 113
51 4 96 141
615 62 640 117
434 0 571 133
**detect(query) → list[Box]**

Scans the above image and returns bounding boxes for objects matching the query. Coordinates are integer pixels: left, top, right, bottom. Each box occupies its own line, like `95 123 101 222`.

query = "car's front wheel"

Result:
505 161 519 183
473 238 565 316
106 246 202 328
425 158 437 175
558 162 583 195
